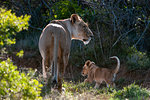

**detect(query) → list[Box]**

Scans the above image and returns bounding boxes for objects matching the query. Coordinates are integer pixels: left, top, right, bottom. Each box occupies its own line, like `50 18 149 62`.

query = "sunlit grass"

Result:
42 81 114 100
40 80 150 100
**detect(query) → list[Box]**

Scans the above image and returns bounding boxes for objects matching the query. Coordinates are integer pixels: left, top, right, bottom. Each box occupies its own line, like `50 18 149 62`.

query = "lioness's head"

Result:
70 14 93 45
81 60 95 76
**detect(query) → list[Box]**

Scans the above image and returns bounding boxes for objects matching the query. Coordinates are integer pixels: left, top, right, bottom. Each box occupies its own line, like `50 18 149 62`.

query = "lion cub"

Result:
81 56 120 88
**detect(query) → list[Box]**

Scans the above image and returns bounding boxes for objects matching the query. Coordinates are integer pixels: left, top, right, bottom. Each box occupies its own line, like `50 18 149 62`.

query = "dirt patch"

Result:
11 50 42 70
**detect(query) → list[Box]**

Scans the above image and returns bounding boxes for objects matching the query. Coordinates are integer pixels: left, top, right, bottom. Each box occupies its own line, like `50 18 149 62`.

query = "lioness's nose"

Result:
89 30 94 37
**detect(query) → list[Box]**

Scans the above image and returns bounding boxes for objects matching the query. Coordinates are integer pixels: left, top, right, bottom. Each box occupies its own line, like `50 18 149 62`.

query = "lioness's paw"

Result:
43 74 47 79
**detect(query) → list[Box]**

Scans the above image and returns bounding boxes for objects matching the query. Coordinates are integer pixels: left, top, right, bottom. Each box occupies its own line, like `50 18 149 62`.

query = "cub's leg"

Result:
94 81 102 89
105 79 115 88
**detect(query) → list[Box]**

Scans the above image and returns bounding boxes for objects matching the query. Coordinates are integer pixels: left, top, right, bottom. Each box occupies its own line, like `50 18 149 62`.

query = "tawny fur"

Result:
39 14 93 92
81 56 120 88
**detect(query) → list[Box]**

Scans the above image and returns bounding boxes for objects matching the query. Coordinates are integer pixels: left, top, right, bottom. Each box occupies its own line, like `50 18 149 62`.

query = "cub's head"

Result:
70 14 93 45
81 60 95 76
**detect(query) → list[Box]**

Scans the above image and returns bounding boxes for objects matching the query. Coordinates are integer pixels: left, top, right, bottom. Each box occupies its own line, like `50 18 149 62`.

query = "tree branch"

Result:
134 21 149 47
112 28 135 47
29 25 42 31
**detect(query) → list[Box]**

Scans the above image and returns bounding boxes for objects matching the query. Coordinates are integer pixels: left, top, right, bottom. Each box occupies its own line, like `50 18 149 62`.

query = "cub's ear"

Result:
71 14 80 24
86 60 91 66
89 61 95 67
86 60 95 68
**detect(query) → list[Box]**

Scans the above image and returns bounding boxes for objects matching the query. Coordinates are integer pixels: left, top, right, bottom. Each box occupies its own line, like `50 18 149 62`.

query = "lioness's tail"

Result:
110 56 120 74
53 33 59 83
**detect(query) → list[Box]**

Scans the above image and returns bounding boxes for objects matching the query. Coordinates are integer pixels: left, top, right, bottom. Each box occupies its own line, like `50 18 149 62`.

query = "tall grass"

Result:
15 32 41 50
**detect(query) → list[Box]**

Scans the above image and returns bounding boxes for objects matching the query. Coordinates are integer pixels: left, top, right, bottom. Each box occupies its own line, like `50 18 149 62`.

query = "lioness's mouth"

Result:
83 37 91 45
83 39 88 41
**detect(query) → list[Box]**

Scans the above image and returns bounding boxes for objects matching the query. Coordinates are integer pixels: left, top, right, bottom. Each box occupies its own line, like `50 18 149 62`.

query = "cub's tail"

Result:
110 56 120 82
110 56 120 74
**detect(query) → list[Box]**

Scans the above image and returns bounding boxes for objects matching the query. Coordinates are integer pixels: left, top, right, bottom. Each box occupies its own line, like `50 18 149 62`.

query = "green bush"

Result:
127 47 150 70
0 59 42 99
52 0 85 19
112 83 150 100
0 8 30 47
0 8 42 99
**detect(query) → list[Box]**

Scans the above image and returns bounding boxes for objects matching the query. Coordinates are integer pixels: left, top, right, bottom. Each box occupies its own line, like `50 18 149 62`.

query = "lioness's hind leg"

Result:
42 52 50 79
42 59 47 78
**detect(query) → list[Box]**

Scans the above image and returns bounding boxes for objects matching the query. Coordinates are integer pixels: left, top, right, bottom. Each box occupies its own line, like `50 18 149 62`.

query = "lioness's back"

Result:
41 23 65 37
39 23 67 58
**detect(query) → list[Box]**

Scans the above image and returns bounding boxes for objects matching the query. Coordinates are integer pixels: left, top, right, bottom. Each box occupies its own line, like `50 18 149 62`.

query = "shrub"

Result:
0 59 42 99
0 8 30 48
127 47 150 70
112 83 150 100
52 0 85 19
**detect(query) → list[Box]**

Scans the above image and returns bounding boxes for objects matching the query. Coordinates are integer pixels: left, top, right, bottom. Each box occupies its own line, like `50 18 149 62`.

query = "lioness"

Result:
81 56 120 88
39 14 93 92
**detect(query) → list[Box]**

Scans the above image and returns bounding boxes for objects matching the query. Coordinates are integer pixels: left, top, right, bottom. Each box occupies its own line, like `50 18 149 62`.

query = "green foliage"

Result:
112 83 150 100
127 47 150 70
0 59 42 99
16 50 24 58
0 8 30 47
51 0 95 24
52 0 85 19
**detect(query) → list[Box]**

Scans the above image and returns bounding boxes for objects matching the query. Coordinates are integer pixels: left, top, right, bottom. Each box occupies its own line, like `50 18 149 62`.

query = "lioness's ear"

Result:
71 14 80 24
